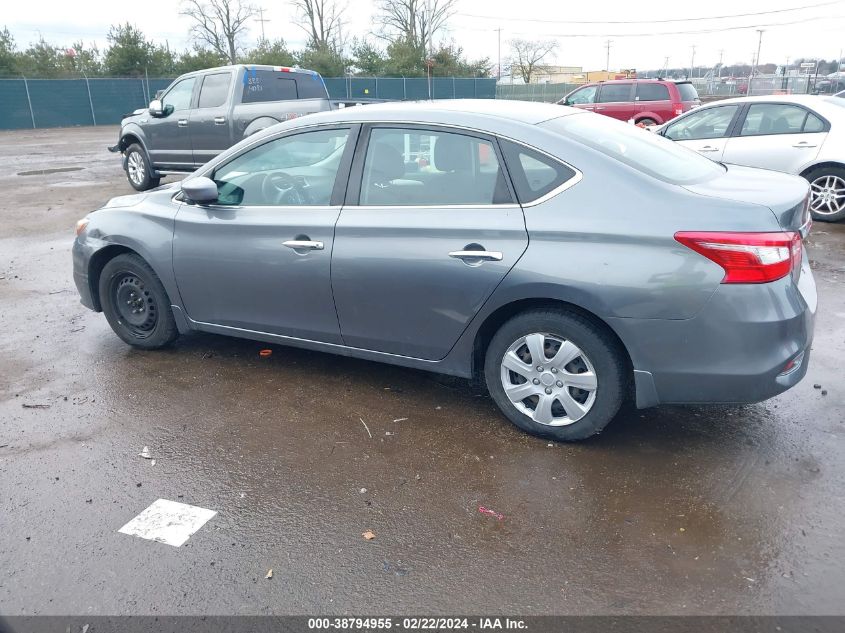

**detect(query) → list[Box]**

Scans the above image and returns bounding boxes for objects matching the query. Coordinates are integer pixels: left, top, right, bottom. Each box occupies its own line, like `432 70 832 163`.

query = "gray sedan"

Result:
72 101 816 441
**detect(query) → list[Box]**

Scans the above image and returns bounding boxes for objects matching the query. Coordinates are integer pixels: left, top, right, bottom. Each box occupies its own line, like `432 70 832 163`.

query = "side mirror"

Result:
149 99 164 117
181 177 218 204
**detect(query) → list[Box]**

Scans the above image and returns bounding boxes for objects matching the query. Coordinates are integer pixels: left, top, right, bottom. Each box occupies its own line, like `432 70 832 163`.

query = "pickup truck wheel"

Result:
125 143 160 192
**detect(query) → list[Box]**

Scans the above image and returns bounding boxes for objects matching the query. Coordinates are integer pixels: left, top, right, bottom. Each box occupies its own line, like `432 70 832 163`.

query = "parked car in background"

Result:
836 89 845 98
109 64 332 191
558 79 700 126
657 94 845 221
75 101 815 442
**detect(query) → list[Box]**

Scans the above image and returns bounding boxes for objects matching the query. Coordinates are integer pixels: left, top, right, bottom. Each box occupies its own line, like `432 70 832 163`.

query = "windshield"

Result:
544 112 725 185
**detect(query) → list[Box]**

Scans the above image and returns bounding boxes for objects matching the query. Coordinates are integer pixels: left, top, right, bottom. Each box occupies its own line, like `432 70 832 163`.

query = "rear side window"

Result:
597 84 632 103
637 83 670 101
198 72 232 108
500 140 576 204
359 128 511 206
545 113 725 185
740 103 812 136
241 69 328 103
676 83 699 102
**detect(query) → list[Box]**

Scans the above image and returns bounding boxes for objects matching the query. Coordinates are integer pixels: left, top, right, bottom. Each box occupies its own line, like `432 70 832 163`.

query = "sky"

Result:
4 0 845 73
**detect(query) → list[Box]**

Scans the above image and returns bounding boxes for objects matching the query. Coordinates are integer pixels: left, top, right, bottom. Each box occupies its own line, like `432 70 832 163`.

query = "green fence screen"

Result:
0 76 497 130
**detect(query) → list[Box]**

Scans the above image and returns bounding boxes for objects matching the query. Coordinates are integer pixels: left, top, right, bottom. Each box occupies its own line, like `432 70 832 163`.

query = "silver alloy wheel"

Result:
499 332 598 426
127 151 145 185
809 174 845 215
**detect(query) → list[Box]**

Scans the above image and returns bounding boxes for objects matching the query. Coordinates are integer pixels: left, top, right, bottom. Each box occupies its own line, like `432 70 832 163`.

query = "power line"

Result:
456 0 842 25
458 13 845 39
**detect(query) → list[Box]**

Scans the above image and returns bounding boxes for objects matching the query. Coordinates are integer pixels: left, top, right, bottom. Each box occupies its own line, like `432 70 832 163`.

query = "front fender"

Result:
119 122 151 155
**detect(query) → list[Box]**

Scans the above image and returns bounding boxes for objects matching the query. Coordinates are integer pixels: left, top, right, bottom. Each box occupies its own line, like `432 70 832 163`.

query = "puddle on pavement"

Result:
17 167 84 176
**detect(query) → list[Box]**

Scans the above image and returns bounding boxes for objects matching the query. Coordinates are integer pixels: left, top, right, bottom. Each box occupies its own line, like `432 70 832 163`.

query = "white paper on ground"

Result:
118 498 217 547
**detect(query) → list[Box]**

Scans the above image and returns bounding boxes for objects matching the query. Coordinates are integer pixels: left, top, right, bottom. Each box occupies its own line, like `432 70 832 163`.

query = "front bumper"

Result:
72 238 98 311
612 256 817 407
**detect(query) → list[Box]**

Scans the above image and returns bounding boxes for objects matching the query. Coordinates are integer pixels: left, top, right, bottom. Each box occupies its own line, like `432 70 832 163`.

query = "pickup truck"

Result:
110 64 333 190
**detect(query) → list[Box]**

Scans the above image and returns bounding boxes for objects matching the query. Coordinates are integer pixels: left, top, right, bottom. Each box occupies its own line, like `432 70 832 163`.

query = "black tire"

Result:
484 309 626 442
124 143 160 192
637 117 658 127
98 253 178 349
804 165 845 222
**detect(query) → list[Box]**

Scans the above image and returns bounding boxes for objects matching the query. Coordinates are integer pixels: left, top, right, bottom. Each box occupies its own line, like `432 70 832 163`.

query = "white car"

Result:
656 95 845 221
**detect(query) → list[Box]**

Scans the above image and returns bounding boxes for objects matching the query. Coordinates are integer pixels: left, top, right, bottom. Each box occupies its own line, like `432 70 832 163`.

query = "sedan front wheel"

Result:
484 309 627 441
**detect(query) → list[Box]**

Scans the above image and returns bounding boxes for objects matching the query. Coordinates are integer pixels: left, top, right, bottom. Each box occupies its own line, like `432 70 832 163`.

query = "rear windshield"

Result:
241 69 328 103
544 112 725 185
676 82 699 102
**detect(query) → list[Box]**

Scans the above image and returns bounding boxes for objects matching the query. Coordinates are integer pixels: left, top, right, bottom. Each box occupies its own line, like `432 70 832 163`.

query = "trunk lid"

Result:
683 164 811 236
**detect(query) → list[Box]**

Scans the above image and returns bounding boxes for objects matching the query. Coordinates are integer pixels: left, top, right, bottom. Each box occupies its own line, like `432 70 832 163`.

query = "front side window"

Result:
162 77 196 112
500 140 576 204
637 83 670 102
664 105 740 140
544 113 725 185
212 128 350 206
740 104 812 136
597 84 632 103
566 85 597 105
198 72 232 108
360 128 510 206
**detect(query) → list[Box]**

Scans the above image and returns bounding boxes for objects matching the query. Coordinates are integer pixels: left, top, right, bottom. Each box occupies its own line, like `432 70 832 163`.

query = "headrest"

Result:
368 143 405 183
433 134 473 172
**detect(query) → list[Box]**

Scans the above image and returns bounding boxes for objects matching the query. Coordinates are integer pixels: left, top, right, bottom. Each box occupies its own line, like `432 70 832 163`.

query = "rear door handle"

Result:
448 250 503 262
283 240 324 251
177 119 188 127
792 143 817 148
698 145 720 152
594 106 606 111
214 116 227 125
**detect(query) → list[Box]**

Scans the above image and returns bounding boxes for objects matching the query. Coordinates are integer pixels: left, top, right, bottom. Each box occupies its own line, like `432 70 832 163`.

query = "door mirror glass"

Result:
148 99 163 117
181 177 219 204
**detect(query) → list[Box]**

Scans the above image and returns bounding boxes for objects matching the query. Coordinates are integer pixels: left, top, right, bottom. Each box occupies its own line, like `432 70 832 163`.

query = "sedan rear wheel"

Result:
484 309 626 441
806 167 845 222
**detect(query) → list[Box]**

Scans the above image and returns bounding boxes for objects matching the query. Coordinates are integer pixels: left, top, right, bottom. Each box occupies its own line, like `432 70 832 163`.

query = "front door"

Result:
663 103 742 162
722 102 826 173
189 71 234 166
331 125 529 360
145 76 196 169
173 126 356 342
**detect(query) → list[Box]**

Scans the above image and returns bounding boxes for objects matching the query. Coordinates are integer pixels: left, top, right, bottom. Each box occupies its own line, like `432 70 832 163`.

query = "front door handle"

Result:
283 240 324 251
214 116 227 125
177 119 188 128
448 250 503 262
792 142 817 148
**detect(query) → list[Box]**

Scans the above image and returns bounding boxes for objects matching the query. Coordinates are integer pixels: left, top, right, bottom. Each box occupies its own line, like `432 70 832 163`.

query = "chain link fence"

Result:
0 76 497 130
495 83 579 103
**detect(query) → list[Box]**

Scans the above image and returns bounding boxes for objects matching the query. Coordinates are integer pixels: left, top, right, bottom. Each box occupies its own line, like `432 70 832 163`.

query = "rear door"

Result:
189 71 234 166
721 102 827 174
330 125 528 360
635 82 672 123
173 125 357 342
145 76 197 168
594 83 636 121
662 103 742 161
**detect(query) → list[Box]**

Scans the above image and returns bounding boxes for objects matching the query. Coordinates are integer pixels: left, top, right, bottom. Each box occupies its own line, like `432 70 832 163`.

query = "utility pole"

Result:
717 49 724 79
255 7 270 43
689 45 696 80
496 27 502 81
605 40 612 72
661 56 669 78
751 29 764 78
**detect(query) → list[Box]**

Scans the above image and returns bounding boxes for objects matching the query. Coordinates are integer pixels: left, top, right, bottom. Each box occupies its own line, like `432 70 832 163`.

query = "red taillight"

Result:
674 231 801 284
674 106 684 116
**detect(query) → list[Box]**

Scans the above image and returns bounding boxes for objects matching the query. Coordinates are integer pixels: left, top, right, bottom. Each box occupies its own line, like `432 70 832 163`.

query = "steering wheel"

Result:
260 173 312 205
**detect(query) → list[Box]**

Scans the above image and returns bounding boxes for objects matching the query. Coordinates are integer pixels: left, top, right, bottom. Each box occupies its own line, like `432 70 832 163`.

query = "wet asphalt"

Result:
0 127 843 616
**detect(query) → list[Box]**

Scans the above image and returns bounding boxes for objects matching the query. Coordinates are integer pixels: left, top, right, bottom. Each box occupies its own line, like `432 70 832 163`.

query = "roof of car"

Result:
297 99 582 127
699 94 828 107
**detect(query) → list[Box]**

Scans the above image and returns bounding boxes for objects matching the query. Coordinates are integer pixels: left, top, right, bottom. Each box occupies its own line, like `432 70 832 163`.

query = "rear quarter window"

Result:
500 139 577 204
676 83 699 102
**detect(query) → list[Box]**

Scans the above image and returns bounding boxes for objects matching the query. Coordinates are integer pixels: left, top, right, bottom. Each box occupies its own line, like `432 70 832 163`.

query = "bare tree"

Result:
181 0 256 64
376 0 456 53
509 38 557 83
292 0 346 50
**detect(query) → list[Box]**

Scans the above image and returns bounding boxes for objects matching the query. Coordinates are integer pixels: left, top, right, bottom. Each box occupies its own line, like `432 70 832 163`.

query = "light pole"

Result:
690 45 696 80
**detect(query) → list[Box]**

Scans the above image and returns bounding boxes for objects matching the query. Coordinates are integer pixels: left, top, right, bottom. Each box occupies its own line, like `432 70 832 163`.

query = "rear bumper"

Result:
612 259 817 407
